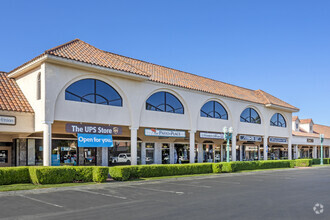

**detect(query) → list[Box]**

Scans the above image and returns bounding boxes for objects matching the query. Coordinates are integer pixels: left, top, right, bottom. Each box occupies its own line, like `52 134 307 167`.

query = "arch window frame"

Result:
240 107 261 124
146 91 184 114
65 78 123 107
270 113 287 128
200 101 228 120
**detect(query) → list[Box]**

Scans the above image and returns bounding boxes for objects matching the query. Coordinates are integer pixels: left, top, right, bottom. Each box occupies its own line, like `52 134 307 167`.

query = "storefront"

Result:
0 39 302 167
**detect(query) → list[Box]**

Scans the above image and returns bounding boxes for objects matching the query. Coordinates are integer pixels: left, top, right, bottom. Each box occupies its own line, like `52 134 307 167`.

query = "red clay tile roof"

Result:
292 116 299 121
293 124 330 139
0 72 34 113
10 39 299 111
300 119 313 124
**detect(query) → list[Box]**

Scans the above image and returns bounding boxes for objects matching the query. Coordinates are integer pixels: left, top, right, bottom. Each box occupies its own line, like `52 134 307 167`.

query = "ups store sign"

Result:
66 123 122 135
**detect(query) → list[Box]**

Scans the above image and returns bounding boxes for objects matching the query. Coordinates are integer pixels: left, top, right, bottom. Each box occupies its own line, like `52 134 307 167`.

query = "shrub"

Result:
294 159 312 167
93 167 109 182
29 166 109 184
312 159 320 165
109 163 213 181
220 162 232 173
0 167 31 185
212 163 222 173
218 160 293 173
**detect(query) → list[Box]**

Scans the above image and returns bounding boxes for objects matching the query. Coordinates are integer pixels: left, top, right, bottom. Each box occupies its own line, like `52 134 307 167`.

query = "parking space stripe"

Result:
166 182 211 188
125 185 184 195
74 189 127 200
19 195 63 208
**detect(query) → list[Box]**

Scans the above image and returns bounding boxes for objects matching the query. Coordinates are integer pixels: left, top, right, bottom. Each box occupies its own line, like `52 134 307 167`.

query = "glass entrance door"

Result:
0 147 11 167
84 148 96 165
162 143 170 164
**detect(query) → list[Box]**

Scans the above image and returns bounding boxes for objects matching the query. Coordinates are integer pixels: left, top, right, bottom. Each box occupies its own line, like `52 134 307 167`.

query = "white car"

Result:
112 153 131 163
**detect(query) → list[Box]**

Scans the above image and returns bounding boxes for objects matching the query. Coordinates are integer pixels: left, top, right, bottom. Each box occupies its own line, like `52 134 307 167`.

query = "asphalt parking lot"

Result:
1 167 330 220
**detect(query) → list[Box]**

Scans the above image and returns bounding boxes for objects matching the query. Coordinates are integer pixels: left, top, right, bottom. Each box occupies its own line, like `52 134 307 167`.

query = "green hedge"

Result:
109 163 214 181
312 158 330 165
220 160 294 173
0 167 31 185
29 167 109 184
294 159 312 167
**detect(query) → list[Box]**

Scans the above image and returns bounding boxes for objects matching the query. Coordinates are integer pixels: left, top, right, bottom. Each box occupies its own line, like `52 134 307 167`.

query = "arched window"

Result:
37 73 41 100
146 91 184 114
240 108 261 124
200 101 228 120
270 113 286 127
65 79 122 106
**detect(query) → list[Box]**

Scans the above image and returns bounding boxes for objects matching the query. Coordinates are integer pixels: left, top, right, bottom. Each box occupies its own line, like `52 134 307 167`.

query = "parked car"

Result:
112 153 131 163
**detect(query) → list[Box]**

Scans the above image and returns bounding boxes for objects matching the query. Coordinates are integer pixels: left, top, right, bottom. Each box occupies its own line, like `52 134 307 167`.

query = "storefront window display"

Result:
35 139 43 165
83 148 96 165
174 144 189 163
51 140 77 166
162 143 170 164
145 143 154 164
203 144 214 162
109 141 141 166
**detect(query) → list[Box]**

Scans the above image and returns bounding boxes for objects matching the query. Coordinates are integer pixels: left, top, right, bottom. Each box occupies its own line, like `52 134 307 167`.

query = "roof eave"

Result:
265 103 299 113
8 54 47 78
45 55 150 81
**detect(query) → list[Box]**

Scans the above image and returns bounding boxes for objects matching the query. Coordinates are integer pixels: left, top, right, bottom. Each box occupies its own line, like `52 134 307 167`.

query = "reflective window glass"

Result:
270 113 286 127
240 108 261 124
65 79 122 107
200 101 228 119
146 92 184 114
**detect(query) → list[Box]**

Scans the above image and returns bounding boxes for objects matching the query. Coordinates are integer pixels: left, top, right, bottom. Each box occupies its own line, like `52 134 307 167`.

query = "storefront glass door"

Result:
162 143 170 164
84 148 96 165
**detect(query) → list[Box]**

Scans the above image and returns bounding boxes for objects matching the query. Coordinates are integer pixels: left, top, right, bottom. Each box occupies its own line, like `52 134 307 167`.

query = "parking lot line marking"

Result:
166 182 211 188
19 195 63 208
75 189 127 200
125 185 184 195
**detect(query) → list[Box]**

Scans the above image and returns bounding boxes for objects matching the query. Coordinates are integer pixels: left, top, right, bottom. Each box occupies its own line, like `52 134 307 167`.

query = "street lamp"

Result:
320 134 324 165
223 126 233 163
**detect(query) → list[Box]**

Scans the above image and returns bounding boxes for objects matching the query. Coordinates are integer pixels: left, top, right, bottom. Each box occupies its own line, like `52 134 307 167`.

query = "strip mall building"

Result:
0 39 329 167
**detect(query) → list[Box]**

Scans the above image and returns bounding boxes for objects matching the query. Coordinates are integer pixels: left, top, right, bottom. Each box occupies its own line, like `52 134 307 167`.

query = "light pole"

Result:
320 134 324 165
223 126 233 163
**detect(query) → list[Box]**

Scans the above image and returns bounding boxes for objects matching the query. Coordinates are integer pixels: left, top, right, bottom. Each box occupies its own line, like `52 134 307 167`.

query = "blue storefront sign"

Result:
51 154 60 166
77 133 113 147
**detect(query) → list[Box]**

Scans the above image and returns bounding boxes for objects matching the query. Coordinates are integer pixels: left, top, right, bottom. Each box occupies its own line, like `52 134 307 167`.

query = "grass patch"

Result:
312 164 330 167
138 172 219 181
0 182 97 192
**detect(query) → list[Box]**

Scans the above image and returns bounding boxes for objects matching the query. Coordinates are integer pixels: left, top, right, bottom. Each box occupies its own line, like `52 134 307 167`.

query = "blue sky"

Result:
1 0 330 125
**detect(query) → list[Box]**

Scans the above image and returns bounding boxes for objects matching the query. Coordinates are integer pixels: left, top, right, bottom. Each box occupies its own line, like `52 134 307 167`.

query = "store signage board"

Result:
269 137 288 144
66 123 122 135
200 132 224 139
77 133 113 147
307 138 314 143
145 128 186 138
0 115 16 125
239 135 262 142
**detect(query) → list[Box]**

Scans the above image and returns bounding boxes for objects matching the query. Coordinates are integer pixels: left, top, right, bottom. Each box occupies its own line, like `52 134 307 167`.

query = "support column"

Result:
43 121 52 166
130 127 138 165
313 146 317 159
231 134 237 161
197 143 203 163
141 142 146 165
154 142 162 164
239 145 243 161
328 147 330 159
101 147 108 166
27 139 36 166
220 144 224 162
170 143 175 164
263 135 268 160
189 130 196 163
294 145 298 159
258 145 261 160
288 138 292 160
